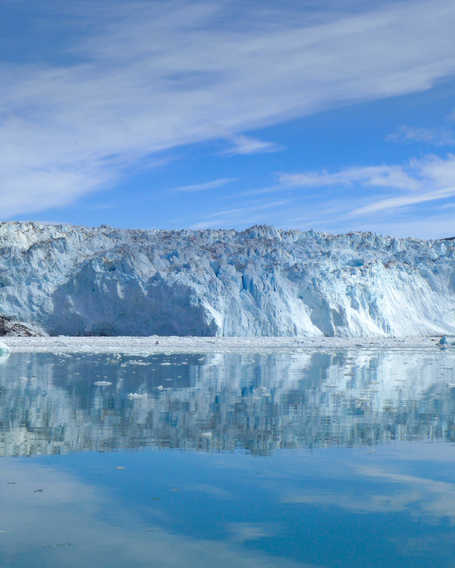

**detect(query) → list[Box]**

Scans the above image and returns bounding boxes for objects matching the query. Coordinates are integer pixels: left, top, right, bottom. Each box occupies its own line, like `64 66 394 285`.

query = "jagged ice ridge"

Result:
0 221 454 337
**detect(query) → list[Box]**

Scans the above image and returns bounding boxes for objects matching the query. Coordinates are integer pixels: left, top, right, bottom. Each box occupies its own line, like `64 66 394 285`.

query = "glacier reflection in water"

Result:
1 349 455 567
0 348 454 456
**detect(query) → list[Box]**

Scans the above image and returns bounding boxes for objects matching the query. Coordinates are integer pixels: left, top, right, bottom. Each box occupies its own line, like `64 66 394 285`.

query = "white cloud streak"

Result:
348 213 455 239
190 199 291 229
0 460 307 568
172 178 236 192
279 165 421 191
224 135 282 156
387 125 455 146
1 0 455 217
282 465 455 521
351 186 455 215
278 154 455 216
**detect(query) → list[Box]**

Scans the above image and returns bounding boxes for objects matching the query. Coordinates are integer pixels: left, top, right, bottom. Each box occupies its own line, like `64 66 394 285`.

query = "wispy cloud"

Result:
223 135 282 156
227 523 280 543
282 465 455 521
190 199 291 229
325 211 455 239
282 489 420 514
278 154 455 216
2 0 455 216
0 460 306 568
351 186 455 216
279 166 421 191
387 125 455 146
172 178 236 192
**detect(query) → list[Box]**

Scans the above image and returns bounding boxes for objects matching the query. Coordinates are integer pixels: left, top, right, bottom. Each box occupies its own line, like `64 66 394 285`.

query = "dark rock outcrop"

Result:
0 316 43 336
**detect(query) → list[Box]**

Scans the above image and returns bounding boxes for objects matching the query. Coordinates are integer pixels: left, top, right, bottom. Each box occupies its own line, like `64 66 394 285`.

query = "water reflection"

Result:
0 349 454 456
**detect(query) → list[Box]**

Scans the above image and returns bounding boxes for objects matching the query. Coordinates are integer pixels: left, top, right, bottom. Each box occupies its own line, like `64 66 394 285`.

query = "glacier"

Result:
0 221 454 337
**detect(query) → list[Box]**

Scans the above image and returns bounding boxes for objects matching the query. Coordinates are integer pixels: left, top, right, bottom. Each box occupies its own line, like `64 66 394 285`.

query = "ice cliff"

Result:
0 221 454 337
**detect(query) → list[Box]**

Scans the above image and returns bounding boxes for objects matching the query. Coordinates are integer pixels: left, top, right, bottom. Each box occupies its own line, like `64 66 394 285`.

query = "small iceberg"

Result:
0 341 10 364
127 392 147 400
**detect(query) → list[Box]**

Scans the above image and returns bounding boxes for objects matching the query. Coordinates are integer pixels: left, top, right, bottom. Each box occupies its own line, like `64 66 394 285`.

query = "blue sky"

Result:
2 0 455 238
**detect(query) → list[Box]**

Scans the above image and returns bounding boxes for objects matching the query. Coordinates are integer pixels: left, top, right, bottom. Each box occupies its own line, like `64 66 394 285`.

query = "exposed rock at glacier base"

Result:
0 316 43 337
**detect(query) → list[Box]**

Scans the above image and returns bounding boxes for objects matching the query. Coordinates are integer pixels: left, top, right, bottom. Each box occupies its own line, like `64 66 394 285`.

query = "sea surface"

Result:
0 347 454 567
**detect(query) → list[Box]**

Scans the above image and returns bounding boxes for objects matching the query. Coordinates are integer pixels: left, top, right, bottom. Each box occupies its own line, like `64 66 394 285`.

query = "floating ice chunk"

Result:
0 342 10 364
201 431 212 438
127 392 147 399
0 341 10 353
94 380 112 386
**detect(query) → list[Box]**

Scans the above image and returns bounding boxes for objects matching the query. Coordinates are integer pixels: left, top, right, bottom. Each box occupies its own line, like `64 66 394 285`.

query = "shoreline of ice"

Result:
0 335 451 354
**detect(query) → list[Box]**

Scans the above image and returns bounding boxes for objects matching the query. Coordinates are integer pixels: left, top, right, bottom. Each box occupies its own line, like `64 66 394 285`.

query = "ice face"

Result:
0 222 454 337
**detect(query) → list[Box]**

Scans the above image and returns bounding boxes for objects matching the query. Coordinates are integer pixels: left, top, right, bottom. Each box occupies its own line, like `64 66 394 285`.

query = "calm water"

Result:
0 348 455 567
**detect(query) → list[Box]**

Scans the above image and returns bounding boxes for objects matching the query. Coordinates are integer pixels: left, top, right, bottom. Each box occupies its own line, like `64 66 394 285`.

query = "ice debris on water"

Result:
0 341 10 364
0 222 454 337
127 392 147 399
200 432 213 438
0 341 10 354
94 380 112 386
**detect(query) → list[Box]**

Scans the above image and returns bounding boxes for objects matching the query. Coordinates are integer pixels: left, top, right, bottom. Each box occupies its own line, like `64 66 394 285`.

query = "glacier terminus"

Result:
0 221 453 337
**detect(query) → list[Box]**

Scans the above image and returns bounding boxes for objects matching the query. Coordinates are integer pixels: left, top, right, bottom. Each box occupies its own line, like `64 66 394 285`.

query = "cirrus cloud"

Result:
278 154 455 217
2 0 455 218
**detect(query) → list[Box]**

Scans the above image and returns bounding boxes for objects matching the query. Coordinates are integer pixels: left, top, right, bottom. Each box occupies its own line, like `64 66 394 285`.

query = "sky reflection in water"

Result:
0 349 454 567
